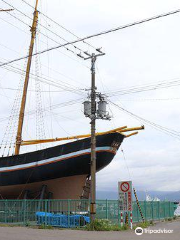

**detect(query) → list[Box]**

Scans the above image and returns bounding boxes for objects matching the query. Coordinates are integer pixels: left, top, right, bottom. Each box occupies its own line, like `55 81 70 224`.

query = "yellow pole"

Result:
15 0 39 155
21 125 144 146
119 126 144 133
21 126 127 146
125 132 138 138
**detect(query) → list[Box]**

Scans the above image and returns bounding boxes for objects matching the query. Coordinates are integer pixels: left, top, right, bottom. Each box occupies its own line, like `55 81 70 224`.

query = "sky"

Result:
0 0 180 193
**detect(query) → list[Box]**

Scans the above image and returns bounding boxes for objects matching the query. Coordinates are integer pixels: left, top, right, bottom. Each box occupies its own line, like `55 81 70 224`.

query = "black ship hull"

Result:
0 133 124 199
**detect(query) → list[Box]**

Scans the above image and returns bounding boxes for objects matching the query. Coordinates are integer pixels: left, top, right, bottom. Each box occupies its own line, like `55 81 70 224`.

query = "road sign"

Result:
120 182 130 192
118 181 132 211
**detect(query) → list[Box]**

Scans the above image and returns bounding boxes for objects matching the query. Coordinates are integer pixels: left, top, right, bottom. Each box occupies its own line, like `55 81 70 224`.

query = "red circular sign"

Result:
120 182 130 192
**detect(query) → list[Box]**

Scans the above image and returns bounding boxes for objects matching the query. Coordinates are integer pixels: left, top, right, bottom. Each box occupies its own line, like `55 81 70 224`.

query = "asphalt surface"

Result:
0 220 179 240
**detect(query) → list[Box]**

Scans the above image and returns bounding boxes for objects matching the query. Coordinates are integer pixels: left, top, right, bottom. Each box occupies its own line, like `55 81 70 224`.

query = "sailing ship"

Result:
0 0 144 199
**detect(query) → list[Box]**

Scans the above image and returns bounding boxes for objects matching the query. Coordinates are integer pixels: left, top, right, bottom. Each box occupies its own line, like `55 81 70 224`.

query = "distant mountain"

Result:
97 191 118 200
97 190 180 201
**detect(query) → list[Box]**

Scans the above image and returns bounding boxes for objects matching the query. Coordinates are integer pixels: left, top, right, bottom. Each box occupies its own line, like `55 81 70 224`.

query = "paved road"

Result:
0 220 179 240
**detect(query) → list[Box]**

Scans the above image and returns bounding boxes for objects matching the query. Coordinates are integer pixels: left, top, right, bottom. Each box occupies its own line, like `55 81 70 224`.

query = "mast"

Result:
15 0 39 155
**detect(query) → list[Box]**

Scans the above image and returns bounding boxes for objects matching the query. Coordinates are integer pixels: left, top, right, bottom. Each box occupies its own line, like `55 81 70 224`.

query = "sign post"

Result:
118 181 133 228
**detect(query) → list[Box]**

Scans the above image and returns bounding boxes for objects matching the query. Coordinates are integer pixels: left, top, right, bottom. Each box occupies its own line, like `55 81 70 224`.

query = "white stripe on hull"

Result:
0 146 115 172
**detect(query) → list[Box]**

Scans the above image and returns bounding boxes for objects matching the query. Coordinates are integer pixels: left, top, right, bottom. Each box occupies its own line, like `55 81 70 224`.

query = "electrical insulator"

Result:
97 100 107 118
83 100 91 117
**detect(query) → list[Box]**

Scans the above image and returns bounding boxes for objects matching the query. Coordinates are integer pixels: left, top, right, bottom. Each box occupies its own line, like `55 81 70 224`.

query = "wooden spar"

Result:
21 125 144 146
125 131 138 138
21 126 127 146
117 126 144 133
0 9 14 12
15 0 39 155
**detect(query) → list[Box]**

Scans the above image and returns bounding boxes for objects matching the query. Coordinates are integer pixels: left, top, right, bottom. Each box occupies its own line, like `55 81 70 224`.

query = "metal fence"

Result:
96 200 175 223
0 199 176 227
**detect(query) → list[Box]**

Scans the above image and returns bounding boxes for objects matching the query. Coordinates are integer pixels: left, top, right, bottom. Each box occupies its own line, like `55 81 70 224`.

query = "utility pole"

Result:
84 50 109 223
90 53 97 222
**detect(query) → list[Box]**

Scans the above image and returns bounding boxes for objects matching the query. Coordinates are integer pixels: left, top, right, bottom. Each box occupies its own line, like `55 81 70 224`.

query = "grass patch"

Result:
84 219 128 231
133 221 153 230
164 217 173 222
37 224 54 230
0 223 22 227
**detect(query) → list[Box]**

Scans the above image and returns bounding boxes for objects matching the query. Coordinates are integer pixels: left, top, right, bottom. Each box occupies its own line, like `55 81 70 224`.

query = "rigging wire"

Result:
121 148 133 180
108 100 180 140
1 0 95 60
0 0 77 56
0 9 90 69
0 58 28 156
20 0 97 51
0 7 30 28
35 40 46 145
0 98 83 124
0 42 89 86
46 109 71 136
0 60 85 95
1 7 180 67
0 13 30 35
0 85 73 93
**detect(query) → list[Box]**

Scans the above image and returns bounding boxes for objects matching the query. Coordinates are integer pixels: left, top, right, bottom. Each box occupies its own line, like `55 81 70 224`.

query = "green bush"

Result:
85 219 128 231
149 220 154 225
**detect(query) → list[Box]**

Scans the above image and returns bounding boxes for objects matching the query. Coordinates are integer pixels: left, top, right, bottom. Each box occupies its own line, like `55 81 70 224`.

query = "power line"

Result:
106 77 180 97
119 97 180 102
1 7 180 67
